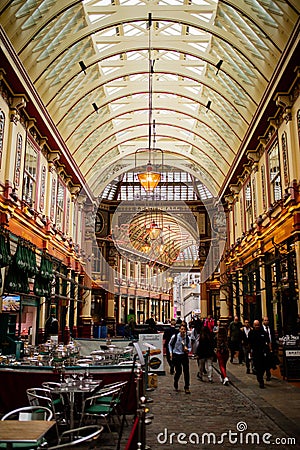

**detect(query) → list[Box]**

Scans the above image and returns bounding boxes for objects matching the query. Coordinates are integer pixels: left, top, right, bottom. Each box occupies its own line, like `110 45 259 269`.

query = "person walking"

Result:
169 323 191 394
216 327 230 386
163 319 177 374
228 315 243 363
196 326 215 383
240 319 253 374
249 319 270 389
262 316 277 381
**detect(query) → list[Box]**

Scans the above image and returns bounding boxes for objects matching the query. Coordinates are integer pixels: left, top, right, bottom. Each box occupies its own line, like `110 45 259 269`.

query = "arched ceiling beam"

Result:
43 40 262 108
61 85 243 144
49 61 257 128
81 130 226 183
88 152 220 197
22 11 279 84
72 103 235 158
75 118 232 171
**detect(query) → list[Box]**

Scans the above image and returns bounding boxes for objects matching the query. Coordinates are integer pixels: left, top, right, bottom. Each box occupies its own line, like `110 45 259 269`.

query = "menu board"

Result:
138 333 164 373
282 335 300 380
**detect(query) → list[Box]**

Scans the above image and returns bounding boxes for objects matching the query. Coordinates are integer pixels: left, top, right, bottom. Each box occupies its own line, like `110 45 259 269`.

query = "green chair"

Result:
79 387 121 434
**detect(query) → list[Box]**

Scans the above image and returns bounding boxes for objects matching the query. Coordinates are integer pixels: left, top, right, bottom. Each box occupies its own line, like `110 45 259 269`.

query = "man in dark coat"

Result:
249 319 270 389
262 316 277 380
228 315 243 363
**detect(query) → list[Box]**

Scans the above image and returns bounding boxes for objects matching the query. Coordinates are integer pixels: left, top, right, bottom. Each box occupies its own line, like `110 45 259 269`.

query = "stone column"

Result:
73 272 79 337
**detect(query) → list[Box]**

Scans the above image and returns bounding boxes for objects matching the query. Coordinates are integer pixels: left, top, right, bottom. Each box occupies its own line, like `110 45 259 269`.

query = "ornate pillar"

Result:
106 244 117 336
72 271 79 337
38 297 48 344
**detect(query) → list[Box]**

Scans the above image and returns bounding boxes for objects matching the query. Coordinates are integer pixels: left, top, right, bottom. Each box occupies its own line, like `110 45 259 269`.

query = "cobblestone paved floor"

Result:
145 357 299 450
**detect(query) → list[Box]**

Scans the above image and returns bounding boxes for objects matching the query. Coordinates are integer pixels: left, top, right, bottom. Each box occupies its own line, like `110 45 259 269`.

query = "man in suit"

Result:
228 315 243 363
240 319 252 374
262 316 277 380
250 319 270 389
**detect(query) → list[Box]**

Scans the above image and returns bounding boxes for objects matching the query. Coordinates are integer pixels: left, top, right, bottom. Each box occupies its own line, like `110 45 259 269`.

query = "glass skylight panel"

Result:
190 13 213 23
161 23 182 36
159 0 183 6
119 0 142 5
123 23 144 35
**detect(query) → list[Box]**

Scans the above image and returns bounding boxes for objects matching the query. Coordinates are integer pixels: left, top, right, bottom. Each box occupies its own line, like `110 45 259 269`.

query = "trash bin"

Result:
93 325 101 338
100 326 107 338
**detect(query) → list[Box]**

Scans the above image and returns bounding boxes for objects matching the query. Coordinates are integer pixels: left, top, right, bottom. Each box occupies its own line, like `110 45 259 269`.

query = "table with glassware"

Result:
51 377 102 429
0 420 56 450
0 340 138 418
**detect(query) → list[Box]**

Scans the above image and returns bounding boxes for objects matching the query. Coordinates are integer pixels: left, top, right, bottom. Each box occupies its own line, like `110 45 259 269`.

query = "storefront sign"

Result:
281 335 300 380
138 333 164 373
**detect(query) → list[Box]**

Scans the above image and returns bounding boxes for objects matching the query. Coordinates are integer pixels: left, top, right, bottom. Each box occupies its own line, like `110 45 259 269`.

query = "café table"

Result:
51 380 102 429
0 420 56 449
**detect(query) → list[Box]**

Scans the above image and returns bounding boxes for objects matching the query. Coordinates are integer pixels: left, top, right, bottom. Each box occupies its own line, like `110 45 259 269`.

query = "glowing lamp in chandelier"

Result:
147 221 162 240
137 163 161 193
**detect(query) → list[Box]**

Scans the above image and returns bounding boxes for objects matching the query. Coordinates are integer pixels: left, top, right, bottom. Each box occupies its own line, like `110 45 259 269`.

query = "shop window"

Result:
261 165 267 210
50 177 56 221
23 139 37 205
122 259 127 278
14 134 22 188
268 140 282 203
281 132 289 186
39 165 46 211
56 180 65 231
244 180 252 230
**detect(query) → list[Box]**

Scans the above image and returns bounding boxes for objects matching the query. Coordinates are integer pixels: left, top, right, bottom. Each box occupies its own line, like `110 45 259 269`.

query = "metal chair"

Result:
41 383 69 423
45 425 104 449
94 380 128 426
79 387 122 434
1 406 53 449
27 387 67 426
26 387 66 437
1 405 53 421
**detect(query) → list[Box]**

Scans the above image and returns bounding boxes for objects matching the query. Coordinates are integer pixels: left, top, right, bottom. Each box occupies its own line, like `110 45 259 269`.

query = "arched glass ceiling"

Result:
100 170 213 201
1 0 299 197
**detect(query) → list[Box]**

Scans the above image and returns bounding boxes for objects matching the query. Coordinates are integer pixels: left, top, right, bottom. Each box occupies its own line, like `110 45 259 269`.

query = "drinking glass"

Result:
72 371 77 385
78 372 84 388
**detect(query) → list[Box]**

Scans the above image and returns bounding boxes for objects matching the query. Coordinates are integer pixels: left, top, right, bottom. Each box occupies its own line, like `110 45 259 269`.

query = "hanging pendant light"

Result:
148 221 162 240
136 14 162 193
138 164 161 193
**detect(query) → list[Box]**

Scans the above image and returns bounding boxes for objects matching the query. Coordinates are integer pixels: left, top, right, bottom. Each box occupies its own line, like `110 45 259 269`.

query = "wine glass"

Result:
71 371 77 385
78 372 84 388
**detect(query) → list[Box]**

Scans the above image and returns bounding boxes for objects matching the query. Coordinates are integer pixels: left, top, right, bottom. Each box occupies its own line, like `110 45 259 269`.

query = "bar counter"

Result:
0 364 138 415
